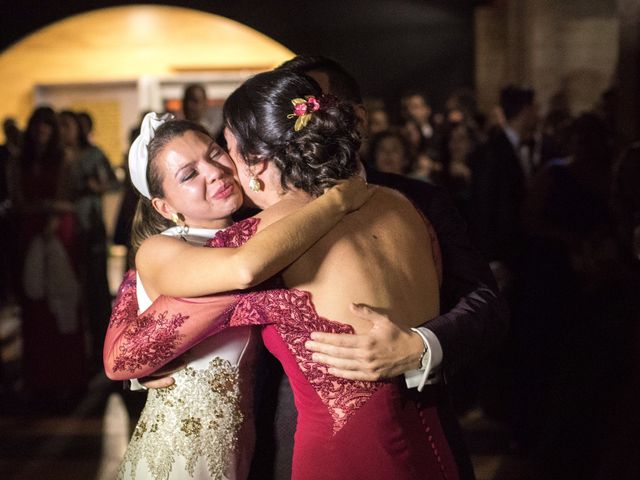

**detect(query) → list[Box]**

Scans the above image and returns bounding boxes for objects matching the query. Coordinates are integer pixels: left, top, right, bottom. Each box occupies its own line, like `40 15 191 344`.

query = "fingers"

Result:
348 303 390 323
140 376 175 389
310 353 383 381
326 367 381 382
308 331 361 348
323 179 346 193
305 339 360 357
310 352 364 371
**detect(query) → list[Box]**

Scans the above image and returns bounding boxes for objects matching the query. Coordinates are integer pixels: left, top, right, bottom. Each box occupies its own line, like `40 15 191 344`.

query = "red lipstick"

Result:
212 182 234 200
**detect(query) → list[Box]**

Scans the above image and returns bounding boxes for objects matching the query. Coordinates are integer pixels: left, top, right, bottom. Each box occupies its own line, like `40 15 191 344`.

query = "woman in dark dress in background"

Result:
17 106 87 402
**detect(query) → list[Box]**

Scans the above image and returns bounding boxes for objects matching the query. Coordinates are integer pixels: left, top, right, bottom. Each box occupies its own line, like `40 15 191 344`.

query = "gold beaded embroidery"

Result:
181 416 203 437
117 357 243 480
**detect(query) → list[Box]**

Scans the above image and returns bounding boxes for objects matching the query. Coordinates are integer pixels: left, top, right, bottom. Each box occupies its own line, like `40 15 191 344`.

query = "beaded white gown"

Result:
117 227 257 480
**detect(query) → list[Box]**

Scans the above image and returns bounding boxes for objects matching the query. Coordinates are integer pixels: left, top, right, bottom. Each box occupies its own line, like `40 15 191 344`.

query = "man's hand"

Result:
139 355 188 389
305 303 424 381
489 261 512 292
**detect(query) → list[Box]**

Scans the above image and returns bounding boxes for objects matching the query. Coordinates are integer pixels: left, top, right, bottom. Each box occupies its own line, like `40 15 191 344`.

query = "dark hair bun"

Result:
224 70 361 196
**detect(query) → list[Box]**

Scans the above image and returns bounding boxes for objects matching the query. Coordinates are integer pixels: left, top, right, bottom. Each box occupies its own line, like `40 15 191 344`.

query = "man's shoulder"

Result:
366 170 444 203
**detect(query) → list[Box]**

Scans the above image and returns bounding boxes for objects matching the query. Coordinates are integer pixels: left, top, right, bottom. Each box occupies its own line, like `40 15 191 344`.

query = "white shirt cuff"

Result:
129 378 147 391
404 327 443 391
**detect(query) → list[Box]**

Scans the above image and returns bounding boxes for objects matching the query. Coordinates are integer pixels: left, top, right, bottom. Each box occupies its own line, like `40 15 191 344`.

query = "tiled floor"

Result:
0 302 531 480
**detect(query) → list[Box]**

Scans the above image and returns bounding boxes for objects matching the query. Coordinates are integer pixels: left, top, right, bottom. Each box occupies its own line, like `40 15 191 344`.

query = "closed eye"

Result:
208 148 223 162
180 169 197 182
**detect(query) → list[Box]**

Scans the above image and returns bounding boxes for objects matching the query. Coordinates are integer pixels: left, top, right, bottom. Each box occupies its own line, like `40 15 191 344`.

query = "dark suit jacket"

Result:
471 129 526 268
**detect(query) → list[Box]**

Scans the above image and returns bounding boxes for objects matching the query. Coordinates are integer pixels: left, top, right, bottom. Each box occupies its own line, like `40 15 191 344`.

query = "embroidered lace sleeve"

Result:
103 218 262 381
103 270 241 380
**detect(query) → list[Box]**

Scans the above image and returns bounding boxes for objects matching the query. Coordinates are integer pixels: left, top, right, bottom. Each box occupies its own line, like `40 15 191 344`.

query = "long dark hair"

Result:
129 119 211 258
223 70 361 197
59 110 89 149
21 106 64 170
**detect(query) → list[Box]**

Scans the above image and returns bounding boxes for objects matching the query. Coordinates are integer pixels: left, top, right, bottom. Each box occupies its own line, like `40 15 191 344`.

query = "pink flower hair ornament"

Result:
287 96 321 131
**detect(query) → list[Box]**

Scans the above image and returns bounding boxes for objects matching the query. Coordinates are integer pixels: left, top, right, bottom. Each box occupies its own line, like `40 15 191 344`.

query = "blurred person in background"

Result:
599 143 640 480
401 118 428 156
0 118 22 162
442 122 479 222
358 98 389 159
182 83 219 134
0 118 22 393
60 109 114 368
471 85 539 292
444 88 485 140
516 112 625 478
367 105 390 136
400 90 436 143
17 106 87 405
401 117 444 184
0 118 22 306
367 129 414 175
468 85 539 432
539 107 573 166
408 147 443 184
612 143 640 263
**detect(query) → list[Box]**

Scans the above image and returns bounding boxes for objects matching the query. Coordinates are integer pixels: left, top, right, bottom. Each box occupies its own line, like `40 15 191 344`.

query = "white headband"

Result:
128 112 175 199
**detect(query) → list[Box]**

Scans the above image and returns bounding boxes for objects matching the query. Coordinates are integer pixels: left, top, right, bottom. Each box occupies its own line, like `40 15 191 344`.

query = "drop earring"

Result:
171 212 189 240
249 175 263 192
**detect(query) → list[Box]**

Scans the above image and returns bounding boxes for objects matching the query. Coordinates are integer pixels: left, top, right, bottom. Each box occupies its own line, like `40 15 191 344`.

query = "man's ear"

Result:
354 104 369 137
151 197 174 221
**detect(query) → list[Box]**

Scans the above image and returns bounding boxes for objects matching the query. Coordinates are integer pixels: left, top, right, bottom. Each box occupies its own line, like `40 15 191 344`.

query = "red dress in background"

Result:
19 159 87 395
105 218 459 479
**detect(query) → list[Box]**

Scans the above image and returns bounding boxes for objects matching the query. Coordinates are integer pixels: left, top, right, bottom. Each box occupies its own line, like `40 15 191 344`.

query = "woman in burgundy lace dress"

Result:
106 70 459 479
105 113 369 480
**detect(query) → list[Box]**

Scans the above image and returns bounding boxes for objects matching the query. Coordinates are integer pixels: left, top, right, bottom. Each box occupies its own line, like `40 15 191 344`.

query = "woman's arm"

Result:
103 270 242 380
138 177 370 298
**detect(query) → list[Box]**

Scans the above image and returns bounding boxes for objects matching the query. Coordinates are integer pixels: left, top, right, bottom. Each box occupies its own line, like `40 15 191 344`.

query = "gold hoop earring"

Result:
171 212 189 239
249 176 263 192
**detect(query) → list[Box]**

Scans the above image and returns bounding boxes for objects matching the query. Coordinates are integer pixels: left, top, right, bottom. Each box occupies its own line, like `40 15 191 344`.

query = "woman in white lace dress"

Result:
107 113 369 479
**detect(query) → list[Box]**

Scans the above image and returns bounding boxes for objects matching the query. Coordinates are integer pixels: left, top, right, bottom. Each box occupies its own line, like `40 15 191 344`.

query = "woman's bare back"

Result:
277 186 439 333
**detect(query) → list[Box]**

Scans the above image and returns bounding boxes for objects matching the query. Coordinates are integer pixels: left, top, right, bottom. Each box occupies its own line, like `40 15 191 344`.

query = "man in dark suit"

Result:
246 55 510 480
471 85 539 289
467 86 539 447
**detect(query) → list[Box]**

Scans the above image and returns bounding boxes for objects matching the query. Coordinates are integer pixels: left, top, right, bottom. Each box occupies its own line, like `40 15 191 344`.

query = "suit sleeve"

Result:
419 187 510 376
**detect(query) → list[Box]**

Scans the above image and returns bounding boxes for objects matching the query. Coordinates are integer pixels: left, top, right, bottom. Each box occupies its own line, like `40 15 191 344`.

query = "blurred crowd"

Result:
360 84 640 479
0 77 639 479
0 84 216 406
0 107 117 404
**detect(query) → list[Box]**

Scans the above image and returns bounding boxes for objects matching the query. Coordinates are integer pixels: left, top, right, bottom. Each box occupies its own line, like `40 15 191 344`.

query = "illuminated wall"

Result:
0 5 294 149
475 0 618 113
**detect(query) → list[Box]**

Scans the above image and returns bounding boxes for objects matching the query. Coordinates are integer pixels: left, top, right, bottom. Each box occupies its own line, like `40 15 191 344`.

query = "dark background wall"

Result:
1 0 482 112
